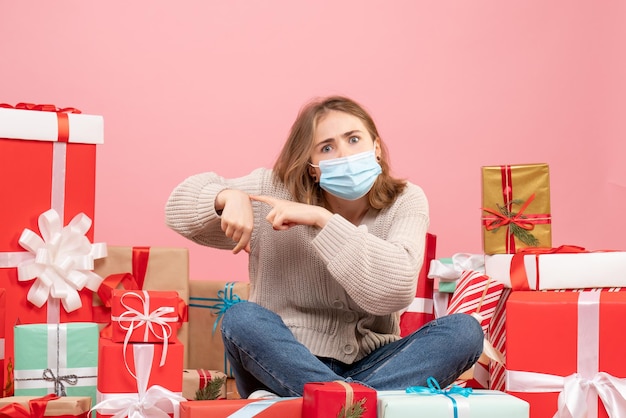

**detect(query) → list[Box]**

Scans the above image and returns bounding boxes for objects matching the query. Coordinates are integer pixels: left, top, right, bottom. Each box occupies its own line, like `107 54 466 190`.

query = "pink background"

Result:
2 1 625 281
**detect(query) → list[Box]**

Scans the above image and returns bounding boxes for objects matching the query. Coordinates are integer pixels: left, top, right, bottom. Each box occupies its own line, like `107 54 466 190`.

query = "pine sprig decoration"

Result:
489 199 539 247
194 376 227 400
510 223 539 246
337 398 367 418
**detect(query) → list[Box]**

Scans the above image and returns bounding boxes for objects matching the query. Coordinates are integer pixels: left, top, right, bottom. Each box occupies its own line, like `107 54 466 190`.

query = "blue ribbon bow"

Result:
209 288 243 332
406 377 472 418
188 282 245 334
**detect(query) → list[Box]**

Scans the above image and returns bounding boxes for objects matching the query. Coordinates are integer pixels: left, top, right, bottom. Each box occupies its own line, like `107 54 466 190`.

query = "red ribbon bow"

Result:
0 394 86 418
482 193 538 232
0 102 81 114
0 102 81 143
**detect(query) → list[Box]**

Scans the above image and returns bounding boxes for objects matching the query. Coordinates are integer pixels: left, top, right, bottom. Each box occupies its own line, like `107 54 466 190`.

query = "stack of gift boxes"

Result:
0 104 221 417
0 103 105 417
0 102 528 417
92 288 186 417
426 163 626 418
4 102 615 417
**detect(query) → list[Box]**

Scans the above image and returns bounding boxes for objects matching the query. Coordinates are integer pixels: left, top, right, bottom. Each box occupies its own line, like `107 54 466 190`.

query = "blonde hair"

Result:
273 96 407 209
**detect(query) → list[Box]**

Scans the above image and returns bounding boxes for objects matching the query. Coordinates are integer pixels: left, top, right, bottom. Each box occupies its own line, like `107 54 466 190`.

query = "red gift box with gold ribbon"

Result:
481 163 551 254
0 103 104 396
505 290 626 418
302 381 377 418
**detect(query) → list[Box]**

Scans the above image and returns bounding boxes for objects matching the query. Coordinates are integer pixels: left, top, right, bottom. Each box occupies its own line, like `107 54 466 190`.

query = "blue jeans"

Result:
220 301 484 398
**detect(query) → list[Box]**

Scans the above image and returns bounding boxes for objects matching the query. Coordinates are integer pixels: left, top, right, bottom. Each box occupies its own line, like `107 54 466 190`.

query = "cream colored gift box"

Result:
188 280 249 377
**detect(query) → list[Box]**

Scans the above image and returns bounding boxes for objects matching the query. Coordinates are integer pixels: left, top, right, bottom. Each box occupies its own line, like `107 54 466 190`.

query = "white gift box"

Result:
377 389 529 418
484 252 626 290
0 106 103 144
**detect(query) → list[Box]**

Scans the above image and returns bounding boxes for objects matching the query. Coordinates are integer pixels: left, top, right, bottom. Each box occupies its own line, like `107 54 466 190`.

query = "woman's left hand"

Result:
250 195 332 230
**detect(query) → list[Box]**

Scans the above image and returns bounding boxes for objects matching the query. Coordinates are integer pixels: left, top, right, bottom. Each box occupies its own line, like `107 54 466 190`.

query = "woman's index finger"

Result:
249 195 277 206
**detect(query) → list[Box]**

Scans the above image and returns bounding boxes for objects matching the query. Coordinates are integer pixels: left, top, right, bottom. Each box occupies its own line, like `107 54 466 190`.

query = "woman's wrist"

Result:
315 208 333 228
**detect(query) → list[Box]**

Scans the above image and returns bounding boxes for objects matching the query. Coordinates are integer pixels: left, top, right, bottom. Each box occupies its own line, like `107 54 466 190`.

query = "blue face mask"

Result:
311 150 382 200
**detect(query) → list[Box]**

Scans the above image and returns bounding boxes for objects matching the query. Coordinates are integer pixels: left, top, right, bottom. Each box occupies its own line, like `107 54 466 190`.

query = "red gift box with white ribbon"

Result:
110 289 184 344
94 339 184 418
505 290 626 418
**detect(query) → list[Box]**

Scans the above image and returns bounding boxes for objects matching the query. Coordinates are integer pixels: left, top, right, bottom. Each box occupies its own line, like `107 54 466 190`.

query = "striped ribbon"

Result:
487 288 510 391
446 271 504 333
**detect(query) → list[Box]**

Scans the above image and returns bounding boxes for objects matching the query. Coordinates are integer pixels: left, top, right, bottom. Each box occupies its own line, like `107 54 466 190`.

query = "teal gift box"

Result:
377 389 529 417
13 322 98 407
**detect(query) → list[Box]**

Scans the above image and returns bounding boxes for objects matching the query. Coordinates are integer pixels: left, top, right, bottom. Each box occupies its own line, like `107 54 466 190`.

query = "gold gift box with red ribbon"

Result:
481 163 552 254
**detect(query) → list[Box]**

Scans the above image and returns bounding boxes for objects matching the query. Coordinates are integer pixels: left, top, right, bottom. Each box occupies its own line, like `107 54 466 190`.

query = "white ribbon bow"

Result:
507 370 626 418
112 291 177 368
91 344 185 418
427 253 486 282
16 209 107 312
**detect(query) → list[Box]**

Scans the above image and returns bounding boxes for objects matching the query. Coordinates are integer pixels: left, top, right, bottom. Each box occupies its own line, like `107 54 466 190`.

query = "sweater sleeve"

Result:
311 183 429 316
164 168 270 250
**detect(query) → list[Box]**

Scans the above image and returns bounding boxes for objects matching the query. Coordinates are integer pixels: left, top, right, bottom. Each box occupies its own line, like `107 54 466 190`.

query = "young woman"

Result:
165 96 483 398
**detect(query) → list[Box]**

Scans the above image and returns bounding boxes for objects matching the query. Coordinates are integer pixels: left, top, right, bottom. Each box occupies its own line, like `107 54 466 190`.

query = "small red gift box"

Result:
94 340 184 418
97 337 183 394
505 290 626 418
110 289 183 344
302 381 376 418
180 398 302 417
